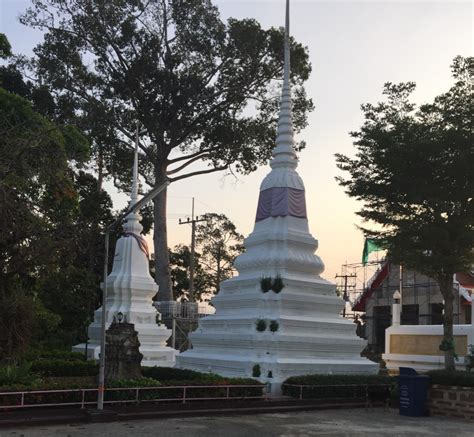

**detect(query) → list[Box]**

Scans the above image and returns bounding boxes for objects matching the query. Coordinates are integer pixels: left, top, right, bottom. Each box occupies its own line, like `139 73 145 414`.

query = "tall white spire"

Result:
124 124 143 234
176 0 378 390
130 123 140 207
271 0 298 170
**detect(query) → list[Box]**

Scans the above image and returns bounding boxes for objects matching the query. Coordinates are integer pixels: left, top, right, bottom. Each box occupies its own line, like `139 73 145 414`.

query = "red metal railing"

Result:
0 384 265 410
0 385 266 411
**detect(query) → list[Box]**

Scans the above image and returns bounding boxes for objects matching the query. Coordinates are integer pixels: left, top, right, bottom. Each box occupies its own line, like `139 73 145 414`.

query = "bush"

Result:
260 277 272 293
0 377 96 408
142 366 205 381
155 377 264 399
426 370 474 388
25 350 85 362
272 275 284 293
269 320 279 332
0 373 264 408
0 363 39 386
105 378 162 402
283 374 395 400
256 319 267 332
252 364 261 378
31 359 98 377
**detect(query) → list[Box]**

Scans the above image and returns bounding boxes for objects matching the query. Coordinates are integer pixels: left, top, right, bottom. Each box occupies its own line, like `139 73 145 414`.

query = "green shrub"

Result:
260 277 272 293
0 375 264 407
26 350 85 361
31 359 98 377
426 370 474 387
153 377 264 399
256 319 267 332
282 374 395 400
272 275 284 293
252 364 261 378
0 362 38 386
0 377 96 408
108 378 161 388
142 366 205 381
105 378 162 402
269 320 279 332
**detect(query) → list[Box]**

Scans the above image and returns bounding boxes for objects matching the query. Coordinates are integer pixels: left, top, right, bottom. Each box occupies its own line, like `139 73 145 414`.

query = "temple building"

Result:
176 0 378 391
73 140 177 367
353 263 474 358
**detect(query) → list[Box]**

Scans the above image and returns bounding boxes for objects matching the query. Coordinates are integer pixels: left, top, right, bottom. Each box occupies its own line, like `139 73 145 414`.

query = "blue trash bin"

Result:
398 367 430 417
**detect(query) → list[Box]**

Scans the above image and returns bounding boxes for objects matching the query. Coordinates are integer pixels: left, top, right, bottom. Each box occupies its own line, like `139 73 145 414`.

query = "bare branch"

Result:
167 145 219 164
168 165 229 183
167 153 211 175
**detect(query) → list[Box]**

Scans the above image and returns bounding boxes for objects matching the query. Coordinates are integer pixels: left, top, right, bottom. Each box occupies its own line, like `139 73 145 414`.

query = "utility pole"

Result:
335 273 357 317
179 198 206 302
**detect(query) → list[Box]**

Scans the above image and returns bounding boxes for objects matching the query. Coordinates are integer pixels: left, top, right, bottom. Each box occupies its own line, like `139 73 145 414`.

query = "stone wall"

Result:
429 384 474 420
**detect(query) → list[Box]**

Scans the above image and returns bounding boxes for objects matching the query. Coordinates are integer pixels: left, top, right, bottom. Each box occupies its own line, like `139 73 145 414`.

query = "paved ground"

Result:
0 409 471 437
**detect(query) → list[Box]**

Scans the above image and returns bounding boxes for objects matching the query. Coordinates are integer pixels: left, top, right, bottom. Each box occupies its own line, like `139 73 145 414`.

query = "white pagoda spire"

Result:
130 124 140 206
176 0 377 391
123 124 142 235
271 0 298 170
73 124 176 367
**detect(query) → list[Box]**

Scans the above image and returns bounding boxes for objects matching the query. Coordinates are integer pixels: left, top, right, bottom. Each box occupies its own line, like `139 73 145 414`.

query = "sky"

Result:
1 0 472 282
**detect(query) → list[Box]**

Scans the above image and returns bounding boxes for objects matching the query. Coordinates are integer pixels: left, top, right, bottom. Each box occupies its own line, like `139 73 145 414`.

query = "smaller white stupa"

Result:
73 137 177 367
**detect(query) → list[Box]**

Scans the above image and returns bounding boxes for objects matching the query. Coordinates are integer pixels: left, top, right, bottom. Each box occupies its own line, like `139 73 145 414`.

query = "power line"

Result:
335 273 357 317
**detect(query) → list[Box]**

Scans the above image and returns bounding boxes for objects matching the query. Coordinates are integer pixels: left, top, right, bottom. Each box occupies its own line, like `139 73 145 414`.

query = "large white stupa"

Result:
73 139 177 367
176 0 378 389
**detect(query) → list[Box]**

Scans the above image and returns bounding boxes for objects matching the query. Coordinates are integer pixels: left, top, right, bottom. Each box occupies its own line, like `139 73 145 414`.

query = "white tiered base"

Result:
177 277 378 393
73 342 176 368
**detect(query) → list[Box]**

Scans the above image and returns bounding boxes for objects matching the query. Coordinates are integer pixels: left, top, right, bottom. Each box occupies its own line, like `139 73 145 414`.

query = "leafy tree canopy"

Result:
0 33 12 59
0 35 114 355
195 213 244 295
168 244 211 302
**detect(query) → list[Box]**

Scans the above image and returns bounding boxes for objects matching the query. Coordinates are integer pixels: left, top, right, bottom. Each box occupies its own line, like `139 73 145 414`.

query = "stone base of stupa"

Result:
73 311 177 368
177 276 378 393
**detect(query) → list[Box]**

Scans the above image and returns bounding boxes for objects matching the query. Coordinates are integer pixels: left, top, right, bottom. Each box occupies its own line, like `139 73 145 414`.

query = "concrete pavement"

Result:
0 408 471 437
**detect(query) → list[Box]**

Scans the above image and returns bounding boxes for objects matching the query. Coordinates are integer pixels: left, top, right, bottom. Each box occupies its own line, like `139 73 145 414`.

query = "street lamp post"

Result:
97 179 170 410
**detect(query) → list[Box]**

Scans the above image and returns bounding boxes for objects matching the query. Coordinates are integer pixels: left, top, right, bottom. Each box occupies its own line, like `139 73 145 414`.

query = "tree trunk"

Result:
438 273 456 371
153 165 174 302
97 145 104 192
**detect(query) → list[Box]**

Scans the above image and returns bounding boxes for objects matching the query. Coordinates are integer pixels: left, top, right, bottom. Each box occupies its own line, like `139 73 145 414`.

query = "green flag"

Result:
362 238 385 265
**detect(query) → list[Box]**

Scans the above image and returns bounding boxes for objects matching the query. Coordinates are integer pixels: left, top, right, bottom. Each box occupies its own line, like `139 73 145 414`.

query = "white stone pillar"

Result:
392 290 401 326
471 293 474 325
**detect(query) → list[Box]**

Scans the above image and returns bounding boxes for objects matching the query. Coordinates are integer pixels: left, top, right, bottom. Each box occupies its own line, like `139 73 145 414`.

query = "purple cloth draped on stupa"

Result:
255 187 307 222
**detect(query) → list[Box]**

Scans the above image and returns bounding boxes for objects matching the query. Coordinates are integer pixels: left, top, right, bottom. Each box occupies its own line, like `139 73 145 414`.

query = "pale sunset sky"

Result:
1 0 472 281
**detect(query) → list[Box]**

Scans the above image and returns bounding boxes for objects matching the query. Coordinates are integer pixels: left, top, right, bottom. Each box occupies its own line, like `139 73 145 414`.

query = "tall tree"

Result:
0 36 114 352
196 213 244 295
21 0 313 301
335 56 474 370
0 85 83 357
168 244 211 302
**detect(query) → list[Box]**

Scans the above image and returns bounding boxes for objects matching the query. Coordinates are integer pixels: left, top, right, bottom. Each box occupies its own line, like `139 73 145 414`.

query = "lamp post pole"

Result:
97 179 170 410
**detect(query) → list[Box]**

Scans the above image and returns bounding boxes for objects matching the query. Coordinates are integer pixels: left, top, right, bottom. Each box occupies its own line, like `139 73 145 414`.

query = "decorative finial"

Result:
271 0 298 170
